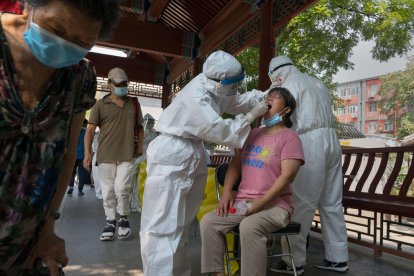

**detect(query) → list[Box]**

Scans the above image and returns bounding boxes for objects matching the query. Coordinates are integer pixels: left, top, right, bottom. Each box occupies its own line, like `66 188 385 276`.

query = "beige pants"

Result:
99 161 134 221
200 206 289 276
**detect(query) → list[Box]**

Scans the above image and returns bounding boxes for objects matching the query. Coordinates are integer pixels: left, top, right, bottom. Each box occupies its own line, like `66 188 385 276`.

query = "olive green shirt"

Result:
89 95 143 163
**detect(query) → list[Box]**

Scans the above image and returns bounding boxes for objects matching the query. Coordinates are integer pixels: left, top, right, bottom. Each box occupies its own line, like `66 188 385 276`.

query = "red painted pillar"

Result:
258 0 273 91
256 0 273 126
192 58 201 76
161 83 170 109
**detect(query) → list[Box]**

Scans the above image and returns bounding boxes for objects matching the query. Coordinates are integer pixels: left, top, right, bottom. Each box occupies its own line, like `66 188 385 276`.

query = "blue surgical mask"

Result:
114 87 128 96
263 107 288 127
23 11 90 68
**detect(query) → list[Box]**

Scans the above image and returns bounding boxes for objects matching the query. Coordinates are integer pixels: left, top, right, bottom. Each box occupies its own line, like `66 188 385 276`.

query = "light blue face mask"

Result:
263 107 288 127
23 11 90 68
114 87 128 96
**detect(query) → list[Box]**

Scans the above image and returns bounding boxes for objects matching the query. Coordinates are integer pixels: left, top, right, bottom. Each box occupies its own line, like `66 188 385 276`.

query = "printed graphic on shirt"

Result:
242 143 275 169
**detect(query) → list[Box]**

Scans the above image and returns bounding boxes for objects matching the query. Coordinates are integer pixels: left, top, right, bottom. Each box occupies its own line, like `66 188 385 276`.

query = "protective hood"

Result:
203 50 242 81
202 50 244 96
268 56 294 86
143 113 155 130
269 56 293 73
143 113 155 122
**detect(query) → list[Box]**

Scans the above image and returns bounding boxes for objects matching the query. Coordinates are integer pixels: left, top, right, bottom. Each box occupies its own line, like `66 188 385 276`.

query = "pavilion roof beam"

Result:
254 0 319 47
147 0 171 18
198 0 255 57
166 0 320 84
166 0 255 83
87 53 165 85
166 57 192 84
220 0 319 56
96 17 197 58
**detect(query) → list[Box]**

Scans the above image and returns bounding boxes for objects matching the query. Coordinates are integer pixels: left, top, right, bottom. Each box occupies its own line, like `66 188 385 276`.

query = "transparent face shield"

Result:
237 78 247 94
220 69 246 96
268 62 293 85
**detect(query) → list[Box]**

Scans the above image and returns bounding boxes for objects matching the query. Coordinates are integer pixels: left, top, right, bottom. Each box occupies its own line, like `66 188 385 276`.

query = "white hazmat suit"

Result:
129 114 158 212
140 50 267 276
92 129 102 199
268 56 349 268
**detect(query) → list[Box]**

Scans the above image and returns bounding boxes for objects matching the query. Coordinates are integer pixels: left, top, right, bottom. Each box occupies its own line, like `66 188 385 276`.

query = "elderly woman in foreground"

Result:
0 0 120 274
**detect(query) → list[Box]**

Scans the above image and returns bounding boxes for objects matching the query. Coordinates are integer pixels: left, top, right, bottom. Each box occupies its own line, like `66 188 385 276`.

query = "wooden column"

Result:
162 83 170 109
258 0 273 91
192 58 201 76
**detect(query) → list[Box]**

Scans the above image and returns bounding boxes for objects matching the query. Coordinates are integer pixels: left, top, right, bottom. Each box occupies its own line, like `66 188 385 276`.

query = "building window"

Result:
368 84 378 97
336 87 346 97
369 102 377 112
348 84 359 96
335 107 345 115
347 105 358 114
384 122 393 131
368 121 378 133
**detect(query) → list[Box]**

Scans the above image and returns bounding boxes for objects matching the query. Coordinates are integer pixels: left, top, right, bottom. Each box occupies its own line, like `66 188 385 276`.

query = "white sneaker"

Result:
100 221 116 241
118 217 131 240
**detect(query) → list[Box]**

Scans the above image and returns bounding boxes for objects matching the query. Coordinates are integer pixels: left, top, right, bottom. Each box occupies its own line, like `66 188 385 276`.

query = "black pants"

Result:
69 158 88 191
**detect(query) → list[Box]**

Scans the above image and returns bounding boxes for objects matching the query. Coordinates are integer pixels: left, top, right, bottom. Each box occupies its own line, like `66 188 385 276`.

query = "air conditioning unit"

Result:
368 93 376 98
351 114 358 119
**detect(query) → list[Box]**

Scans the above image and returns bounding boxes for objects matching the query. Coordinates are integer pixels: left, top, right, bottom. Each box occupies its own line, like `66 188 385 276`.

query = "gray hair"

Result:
21 0 120 39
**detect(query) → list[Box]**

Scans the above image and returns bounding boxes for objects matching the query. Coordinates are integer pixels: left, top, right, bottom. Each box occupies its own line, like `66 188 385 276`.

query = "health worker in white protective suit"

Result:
129 114 158 212
268 56 349 275
140 50 268 276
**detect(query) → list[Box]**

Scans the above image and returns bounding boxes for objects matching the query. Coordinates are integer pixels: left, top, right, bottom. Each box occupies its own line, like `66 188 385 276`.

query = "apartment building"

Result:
334 76 400 136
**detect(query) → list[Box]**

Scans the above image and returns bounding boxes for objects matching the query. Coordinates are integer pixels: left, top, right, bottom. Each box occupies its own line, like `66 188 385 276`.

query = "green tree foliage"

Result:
238 0 414 87
398 112 414 139
237 47 260 92
278 0 414 81
378 56 414 139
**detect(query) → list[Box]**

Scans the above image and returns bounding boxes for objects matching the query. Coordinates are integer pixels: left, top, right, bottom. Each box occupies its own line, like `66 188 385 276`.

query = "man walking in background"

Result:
84 67 144 241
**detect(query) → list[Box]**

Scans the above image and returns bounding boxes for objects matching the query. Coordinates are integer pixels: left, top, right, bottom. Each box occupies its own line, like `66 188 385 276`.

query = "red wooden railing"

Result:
209 145 414 260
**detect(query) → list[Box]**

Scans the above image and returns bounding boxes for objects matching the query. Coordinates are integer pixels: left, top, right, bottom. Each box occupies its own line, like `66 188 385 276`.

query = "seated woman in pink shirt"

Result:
200 86 305 276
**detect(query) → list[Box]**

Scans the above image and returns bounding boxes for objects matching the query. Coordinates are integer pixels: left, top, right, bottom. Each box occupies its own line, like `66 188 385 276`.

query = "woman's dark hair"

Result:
21 0 120 39
268 86 296 128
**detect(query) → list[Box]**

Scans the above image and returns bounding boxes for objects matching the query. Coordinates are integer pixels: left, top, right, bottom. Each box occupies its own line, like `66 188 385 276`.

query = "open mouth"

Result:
267 104 272 109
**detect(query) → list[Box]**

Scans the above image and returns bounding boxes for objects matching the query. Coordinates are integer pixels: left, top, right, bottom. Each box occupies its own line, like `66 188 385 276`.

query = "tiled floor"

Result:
58 187 414 275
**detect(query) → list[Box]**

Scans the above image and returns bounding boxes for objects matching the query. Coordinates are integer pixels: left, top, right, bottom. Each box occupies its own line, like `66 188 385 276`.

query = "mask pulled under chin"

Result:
263 113 283 127
23 13 89 68
263 107 288 127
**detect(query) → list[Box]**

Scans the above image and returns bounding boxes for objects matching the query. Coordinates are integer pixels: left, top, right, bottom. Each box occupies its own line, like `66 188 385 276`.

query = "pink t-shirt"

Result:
235 128 304 216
